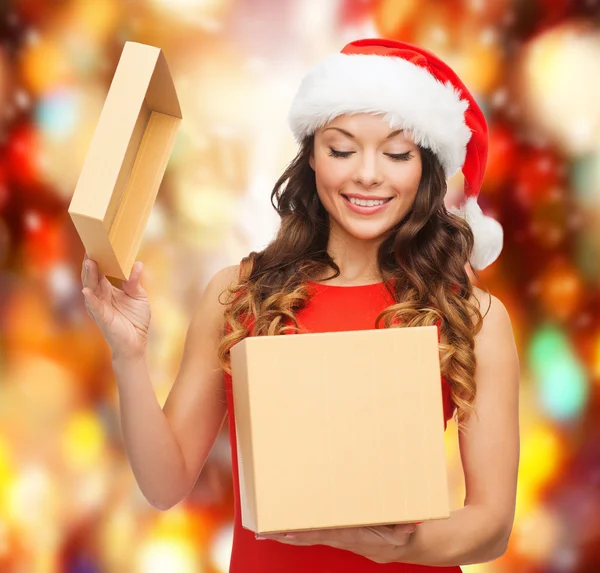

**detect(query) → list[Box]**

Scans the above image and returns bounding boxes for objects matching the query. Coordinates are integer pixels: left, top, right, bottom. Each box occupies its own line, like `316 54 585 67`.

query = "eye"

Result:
328 148 354 158
385 152 413 161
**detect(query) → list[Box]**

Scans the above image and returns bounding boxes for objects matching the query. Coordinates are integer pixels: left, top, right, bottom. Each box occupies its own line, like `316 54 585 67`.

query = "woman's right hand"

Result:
81 253 151 360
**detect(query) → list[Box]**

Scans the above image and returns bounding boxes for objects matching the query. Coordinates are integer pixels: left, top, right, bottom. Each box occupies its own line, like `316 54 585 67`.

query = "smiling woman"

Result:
82 37 518 573
212 38 517 573
309 115 423 241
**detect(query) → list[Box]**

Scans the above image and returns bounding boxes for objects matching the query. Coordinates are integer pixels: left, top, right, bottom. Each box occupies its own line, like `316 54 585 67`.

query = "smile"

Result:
341 194 393 214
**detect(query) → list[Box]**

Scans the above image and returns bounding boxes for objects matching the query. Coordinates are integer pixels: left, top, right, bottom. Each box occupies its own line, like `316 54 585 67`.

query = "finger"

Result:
261 531 316 547
82 287 102 321
81 255 87 284
82 257 100 291
388 524 416 546
393 523 417 535
365 526 393 542
122 261 146 299
363 526 403 546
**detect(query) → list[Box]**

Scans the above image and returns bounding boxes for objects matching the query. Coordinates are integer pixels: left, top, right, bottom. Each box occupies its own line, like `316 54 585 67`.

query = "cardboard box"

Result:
68 41 182 280
230 325 451 534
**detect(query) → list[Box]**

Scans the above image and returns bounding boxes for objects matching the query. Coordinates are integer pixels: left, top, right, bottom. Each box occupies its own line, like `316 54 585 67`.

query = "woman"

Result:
81 39 520 572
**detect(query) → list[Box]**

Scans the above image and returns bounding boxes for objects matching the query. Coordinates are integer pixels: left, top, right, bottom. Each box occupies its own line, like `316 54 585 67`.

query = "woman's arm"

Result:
115 265 238 511
386 289 520 566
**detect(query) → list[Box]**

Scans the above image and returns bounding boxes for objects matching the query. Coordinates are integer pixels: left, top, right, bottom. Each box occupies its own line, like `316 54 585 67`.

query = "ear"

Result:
309 151 315 171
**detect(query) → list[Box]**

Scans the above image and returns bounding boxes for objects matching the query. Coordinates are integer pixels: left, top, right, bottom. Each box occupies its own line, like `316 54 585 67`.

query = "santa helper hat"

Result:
288 38 503 270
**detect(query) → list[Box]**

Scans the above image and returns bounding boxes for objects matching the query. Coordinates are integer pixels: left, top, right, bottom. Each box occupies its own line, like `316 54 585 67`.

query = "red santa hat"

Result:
288 38 503 270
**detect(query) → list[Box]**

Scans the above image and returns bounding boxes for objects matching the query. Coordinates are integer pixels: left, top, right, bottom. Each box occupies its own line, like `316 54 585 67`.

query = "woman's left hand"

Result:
259 523 417 563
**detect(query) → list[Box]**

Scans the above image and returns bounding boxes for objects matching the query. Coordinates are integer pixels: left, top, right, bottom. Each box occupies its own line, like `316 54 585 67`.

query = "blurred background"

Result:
0 0 599 571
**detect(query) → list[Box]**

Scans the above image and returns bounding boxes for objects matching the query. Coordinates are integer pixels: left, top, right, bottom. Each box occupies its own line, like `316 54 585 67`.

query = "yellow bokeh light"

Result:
515 424 563 520
593 331 600 382
138 509 206 573
62 0 122 43
520 425 562 483
6 464 60 544
20 36 71 95
61 410 107 471
0 436 17 515
138 537 202 573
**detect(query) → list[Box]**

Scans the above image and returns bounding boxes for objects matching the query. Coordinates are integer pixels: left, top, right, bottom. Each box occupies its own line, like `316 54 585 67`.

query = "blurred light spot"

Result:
24 210 41 231
7 464 56 529
138 538 202 573
516 424 563 520
529 326 589 421
514 505 562 562
48 262 78 299
14 88 31 110
62 410 106 471
36 89 79 140
210 522 233 573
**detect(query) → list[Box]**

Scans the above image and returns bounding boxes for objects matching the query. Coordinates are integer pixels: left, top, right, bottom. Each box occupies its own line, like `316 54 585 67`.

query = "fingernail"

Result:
85 261 89 270
255 535 267 540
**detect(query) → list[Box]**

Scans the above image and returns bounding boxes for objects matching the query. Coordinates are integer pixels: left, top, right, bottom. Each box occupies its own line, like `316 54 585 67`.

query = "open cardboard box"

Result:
230 325 451 534
68 41 182 281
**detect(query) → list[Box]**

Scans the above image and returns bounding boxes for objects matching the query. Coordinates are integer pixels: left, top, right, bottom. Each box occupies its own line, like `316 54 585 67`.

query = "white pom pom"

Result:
449 196 503 270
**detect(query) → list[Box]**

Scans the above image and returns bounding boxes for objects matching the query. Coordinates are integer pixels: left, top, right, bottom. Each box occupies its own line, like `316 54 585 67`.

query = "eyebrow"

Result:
323 127 404 139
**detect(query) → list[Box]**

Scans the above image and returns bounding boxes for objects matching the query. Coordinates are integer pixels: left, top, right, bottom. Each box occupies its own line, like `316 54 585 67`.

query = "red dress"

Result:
223 280 461 572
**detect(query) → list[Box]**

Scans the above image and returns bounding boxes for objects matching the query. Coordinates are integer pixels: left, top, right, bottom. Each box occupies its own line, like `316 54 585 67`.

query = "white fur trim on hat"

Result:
449 197 503 270
288 53 472 177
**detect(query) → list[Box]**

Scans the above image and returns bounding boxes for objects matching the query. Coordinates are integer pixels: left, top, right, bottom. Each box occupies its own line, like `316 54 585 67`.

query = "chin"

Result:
341 223 397 242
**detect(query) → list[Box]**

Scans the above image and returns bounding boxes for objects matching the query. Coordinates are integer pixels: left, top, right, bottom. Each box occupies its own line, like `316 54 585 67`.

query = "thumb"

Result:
122 261 147 299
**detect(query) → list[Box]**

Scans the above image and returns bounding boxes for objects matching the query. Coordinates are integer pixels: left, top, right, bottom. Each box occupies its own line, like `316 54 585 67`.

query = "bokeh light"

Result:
519 21 600 155
529 325 589 422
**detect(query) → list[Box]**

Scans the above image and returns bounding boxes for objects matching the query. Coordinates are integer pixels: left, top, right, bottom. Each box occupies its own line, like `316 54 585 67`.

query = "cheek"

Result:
314 156 353 192
392 163 422 198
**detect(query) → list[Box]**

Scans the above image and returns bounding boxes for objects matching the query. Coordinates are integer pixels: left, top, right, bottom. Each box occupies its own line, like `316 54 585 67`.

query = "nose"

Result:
354 152 383 188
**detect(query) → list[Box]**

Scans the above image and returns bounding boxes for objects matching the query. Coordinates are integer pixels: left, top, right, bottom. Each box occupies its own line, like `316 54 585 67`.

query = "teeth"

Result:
348 197 387 207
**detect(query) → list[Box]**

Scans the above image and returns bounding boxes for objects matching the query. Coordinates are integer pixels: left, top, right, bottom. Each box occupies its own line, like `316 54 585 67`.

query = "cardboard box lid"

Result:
231 325 451 533
67 41 181 280
68 42 181 222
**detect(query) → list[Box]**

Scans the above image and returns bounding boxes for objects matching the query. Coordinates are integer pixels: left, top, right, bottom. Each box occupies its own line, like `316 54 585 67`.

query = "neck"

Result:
323 225 383 284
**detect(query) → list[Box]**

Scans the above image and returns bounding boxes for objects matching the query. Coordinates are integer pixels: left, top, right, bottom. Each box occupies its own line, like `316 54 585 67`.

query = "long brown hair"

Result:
217 134 491 426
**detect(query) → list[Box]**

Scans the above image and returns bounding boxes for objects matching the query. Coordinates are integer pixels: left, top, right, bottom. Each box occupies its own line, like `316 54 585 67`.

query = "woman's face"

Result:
309 113 423 242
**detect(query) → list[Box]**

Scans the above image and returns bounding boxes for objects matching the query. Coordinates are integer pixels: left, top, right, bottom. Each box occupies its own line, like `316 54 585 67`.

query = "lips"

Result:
342 193 393 201
341 193 393 215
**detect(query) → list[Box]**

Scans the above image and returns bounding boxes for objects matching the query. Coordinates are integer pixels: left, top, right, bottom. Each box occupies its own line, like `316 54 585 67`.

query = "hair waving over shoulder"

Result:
217 135 491 427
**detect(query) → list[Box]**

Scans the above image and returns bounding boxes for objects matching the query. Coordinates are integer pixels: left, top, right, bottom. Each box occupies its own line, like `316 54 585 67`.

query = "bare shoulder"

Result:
190 264 240 322
204 264 240 303
212 264 240 289
468 286 512 337
466 288 518 390
468 285 493 314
